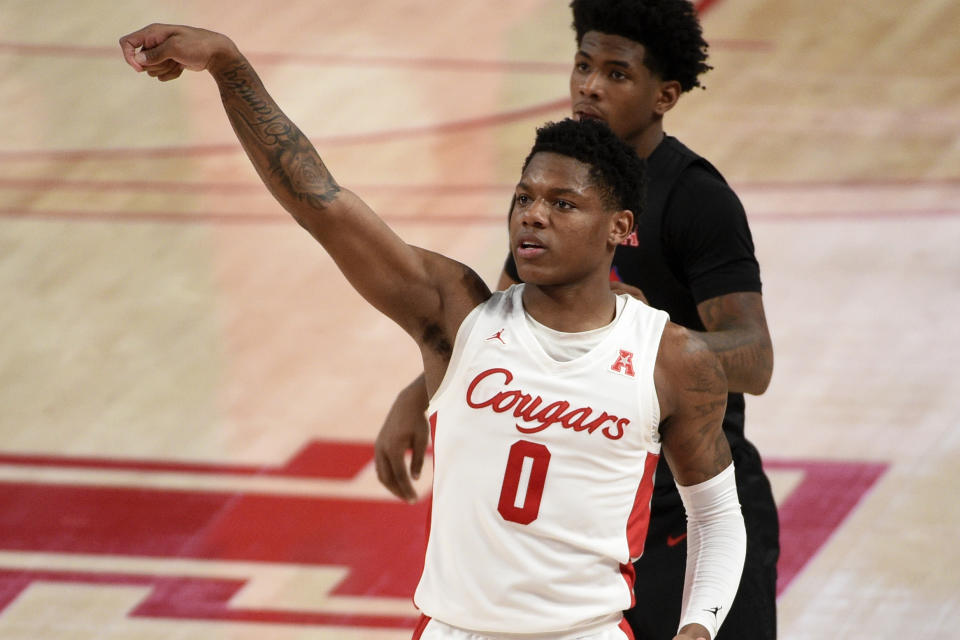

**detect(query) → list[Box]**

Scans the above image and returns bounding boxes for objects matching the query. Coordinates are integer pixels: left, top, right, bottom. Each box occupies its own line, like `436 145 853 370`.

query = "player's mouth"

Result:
574 106 604 122
516 236 547 259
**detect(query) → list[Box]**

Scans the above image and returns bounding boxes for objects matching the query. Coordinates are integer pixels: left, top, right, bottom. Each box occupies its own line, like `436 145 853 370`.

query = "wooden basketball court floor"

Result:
0 0 958 637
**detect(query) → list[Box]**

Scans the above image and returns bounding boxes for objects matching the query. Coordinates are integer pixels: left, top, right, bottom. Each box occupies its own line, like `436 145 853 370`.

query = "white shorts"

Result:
413 616 633 640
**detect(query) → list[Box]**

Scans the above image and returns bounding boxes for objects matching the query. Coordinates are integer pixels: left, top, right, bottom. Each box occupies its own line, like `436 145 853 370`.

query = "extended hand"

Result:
119 23 238 81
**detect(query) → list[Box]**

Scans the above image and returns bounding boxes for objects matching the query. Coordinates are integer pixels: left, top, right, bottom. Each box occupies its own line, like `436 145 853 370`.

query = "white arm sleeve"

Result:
675 463 746 639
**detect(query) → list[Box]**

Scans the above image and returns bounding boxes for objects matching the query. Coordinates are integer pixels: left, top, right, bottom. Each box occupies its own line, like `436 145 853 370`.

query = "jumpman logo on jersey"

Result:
704 605 722 620
486 328 507 345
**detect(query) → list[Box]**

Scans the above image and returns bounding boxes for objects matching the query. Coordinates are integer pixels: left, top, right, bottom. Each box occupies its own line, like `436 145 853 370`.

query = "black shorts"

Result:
625 441 779 640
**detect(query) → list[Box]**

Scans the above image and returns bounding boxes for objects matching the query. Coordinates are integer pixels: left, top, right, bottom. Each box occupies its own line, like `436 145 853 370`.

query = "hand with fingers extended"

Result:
374 374 430 504
119 23 239 81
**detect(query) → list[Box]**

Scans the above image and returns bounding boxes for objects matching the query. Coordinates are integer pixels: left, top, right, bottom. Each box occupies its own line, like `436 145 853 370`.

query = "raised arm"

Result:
655 324 746 640
120 24 486 342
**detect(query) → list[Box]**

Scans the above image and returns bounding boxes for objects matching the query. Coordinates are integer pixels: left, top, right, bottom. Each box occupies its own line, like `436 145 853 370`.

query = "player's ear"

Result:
609 209 634 246
654 79 681 116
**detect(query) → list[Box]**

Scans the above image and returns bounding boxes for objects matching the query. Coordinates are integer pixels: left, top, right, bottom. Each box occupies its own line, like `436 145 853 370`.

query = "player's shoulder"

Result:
414 247 492 306
674 162 737 206
655 322 726 415
657 322 714 369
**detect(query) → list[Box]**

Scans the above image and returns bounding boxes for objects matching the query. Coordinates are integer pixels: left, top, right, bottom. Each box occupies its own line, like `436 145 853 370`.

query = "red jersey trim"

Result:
412 614 432 639
627 453 660 559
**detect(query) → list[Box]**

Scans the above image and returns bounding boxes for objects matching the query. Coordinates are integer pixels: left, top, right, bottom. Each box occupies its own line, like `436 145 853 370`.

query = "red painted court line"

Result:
0 440 373 480
0 482 431 598
0 2 761 167
750 208 960 222
2 206 957 226
734 176 960 190
0 41 567 74
0 97 569 163
0 39 770 64
0 452 883 614
3 175 959 195
764 459 887 595
0 570 418 629
0 37 768 63
0 207 505 225
0 208 285 225
0 177 510 196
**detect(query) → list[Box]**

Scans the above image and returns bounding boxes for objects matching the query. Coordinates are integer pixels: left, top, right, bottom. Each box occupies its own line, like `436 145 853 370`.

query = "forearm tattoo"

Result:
696 294 773 391
215 61 340 210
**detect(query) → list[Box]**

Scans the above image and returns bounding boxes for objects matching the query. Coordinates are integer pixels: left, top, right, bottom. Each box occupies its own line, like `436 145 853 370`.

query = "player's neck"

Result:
521 277 618 333
629 122 666 159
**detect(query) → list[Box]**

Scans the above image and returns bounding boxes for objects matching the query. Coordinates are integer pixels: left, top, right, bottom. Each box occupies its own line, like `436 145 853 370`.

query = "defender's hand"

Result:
374 381 430 503
119 23 238 81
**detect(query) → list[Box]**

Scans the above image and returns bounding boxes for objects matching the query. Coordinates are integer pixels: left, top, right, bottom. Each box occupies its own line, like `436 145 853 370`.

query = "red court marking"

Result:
0 207 504 225
0 177 510 195
4 176 959 196
0 444 884 630
0 41 569 73
0 439 372 480
2 205 957 226
0 97 569 163
0 570 417 628
765 458 887 595
749 208 960 222
0 483 430 600
0 0 763 167
735 177 960 190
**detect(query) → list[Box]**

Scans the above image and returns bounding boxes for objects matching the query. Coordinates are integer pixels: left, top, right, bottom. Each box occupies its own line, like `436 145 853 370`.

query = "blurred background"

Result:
1 0 958 637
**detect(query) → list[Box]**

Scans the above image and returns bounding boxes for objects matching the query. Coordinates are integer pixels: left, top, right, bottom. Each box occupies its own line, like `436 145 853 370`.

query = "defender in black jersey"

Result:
376 2 777 639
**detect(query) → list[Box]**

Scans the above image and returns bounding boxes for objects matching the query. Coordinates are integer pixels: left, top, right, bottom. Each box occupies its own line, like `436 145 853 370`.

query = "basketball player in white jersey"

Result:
120 24 746 640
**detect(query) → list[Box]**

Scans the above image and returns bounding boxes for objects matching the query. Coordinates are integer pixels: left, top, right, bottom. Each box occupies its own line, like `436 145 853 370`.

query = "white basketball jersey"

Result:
415 284 669 635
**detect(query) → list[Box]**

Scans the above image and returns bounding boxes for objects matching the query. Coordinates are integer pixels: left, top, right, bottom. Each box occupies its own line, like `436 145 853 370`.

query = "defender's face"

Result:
570 31 663 148
509 152 623 286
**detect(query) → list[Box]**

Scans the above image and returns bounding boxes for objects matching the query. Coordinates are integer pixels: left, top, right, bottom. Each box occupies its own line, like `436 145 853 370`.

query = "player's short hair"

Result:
570 0 712 92
523 118 644 220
